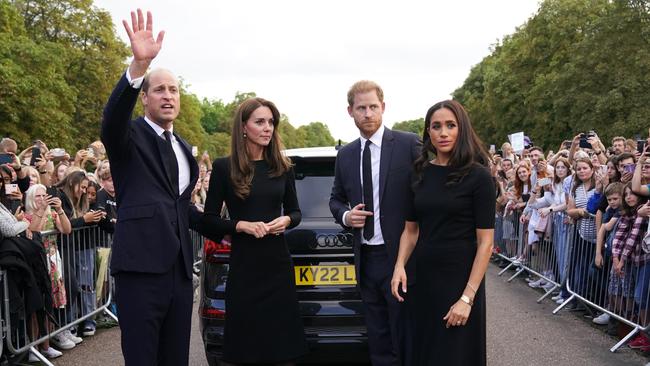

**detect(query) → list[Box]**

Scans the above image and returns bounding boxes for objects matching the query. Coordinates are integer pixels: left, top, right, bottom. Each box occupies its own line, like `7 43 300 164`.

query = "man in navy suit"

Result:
101 10 198 366
330 81 420 366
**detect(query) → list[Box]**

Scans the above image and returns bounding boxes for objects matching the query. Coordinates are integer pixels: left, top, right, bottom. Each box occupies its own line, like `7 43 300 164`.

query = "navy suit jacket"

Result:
329 127 421 285
101 74 199 279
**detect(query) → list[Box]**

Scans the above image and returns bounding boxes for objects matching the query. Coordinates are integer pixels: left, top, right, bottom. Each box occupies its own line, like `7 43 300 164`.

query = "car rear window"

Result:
291 157 335 219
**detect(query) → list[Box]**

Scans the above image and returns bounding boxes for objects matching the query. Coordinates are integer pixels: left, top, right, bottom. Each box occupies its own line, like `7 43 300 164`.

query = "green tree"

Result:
392 118 424 135
453 0 650 150
296 122 335 147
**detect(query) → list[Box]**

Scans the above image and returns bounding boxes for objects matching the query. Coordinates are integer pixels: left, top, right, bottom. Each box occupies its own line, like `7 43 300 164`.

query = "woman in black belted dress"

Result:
201 97 307 365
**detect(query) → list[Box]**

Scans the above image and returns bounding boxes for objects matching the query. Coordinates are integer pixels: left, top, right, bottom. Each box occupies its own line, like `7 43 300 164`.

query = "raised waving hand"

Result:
123 9 165 78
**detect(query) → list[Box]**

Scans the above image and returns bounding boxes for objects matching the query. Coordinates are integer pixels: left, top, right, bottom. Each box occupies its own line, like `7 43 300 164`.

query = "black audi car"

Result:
199 146 369 365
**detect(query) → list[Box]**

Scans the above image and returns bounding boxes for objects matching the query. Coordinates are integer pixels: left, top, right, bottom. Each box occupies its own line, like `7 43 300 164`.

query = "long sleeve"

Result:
612 216 630 257
0 204 27 237
200 158 238 239
329 149 351 227
587 192 602 214
529 191 552 210
283 168 301 229
101 73 139 162
622 215 643 260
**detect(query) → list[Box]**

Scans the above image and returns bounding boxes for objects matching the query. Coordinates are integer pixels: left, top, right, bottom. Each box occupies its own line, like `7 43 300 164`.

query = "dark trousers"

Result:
114 254 192 366
360 245 406 366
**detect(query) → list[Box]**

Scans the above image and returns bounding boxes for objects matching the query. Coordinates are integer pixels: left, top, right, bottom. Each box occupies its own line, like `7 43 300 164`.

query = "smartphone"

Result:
50 148 65 157
29 146 41 166
86 148 94 158
4 183 18 195
625 164 636 174
0 153 12 165
192 146 198 157
579 134 591 149
638 140 647 154
537 178 552 187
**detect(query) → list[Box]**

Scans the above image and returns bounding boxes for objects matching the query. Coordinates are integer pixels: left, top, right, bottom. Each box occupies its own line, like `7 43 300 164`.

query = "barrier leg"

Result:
104 307 119 323
29 346 55 366
498 262 515 276
507 267 525 282
537 284 559 303
610 327 640 353
553 294 576 314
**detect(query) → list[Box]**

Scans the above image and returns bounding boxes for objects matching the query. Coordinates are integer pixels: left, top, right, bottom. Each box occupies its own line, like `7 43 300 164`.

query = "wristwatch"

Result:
460 295 473 306
549 207 553 212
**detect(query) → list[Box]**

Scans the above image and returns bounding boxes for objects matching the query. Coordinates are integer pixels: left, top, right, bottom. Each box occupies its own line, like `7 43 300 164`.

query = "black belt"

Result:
361 244 386 252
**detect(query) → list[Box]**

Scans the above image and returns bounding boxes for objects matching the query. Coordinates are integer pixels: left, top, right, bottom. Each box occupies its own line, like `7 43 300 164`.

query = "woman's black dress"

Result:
411 163 495 366
202 157 308 363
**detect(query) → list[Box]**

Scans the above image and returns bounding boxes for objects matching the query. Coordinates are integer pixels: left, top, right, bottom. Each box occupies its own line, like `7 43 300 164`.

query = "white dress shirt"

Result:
343 125 385 246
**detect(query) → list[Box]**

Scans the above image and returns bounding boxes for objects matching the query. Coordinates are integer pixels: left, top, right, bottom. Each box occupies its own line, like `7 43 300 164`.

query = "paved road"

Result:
36 264 649 365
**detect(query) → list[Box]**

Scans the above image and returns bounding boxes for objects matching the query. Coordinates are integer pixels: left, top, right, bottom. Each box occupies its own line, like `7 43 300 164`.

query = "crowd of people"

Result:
492 132 650 352
0 136 213 361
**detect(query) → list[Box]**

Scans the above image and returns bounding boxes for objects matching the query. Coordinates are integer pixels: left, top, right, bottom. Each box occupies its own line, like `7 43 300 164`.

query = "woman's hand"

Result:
266 216 291 235
46 195 62 210
14 206 24 221
236 221 269 238
390 265 408 302
614 258 625 277
595 252 603 268
539 207 551 217
83 210 104 223
443 299 472 328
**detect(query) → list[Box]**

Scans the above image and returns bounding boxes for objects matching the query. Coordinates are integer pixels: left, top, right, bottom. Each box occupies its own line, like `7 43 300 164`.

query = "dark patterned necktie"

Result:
163 130 179 195
362 139 374 240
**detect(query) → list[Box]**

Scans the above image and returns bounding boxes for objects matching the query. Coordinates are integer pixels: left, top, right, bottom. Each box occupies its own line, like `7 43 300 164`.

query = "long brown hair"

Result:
571 158 596 198
553 157 572 185
55 170 89 218
229 97 291 199
514 163 532 199
414 100 491 187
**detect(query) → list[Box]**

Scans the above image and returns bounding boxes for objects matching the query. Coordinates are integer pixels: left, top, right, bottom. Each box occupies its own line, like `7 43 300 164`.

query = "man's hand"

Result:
345 203 373 228
123 9 165 77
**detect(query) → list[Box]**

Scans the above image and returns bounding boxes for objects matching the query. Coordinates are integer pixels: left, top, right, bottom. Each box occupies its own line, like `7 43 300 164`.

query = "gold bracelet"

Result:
466 282 478 294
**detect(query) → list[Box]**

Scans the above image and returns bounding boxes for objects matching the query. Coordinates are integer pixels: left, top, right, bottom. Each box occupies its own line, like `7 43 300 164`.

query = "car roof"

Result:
284 146 340 158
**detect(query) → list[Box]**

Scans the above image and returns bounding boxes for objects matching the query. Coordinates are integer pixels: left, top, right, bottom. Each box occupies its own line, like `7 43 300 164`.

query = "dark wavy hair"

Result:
229 97 291 199
414 100 491 187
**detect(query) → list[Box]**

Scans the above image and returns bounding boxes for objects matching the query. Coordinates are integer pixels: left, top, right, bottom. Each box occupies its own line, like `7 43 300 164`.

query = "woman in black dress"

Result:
201 97 307 365
391 100 495 365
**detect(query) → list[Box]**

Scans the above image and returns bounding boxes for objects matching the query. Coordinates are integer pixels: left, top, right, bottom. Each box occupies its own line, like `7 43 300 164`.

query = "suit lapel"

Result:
379 128 394 202
175 133 199 198
350 138 362 203
138 118 176 197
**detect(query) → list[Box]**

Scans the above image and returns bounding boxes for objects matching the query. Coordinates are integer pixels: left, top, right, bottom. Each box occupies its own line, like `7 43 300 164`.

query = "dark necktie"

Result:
362 139 374 241
163 130 179 195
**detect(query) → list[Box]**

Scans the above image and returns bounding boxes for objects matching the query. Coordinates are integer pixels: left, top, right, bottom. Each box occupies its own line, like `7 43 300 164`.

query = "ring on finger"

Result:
456 321 461 326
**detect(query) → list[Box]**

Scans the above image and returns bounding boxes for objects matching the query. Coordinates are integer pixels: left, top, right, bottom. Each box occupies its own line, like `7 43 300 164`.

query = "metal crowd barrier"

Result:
496 208 650 353
1 225 117 365
0 225 205 364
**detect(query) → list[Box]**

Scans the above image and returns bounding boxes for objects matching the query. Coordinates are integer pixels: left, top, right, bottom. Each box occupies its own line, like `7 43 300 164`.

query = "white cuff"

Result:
342 210 351 227
125 68 144 89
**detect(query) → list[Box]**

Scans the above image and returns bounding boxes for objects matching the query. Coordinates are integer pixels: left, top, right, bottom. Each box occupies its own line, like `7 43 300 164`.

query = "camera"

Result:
637 140 647 155
51 148 66 158
579 131 596 149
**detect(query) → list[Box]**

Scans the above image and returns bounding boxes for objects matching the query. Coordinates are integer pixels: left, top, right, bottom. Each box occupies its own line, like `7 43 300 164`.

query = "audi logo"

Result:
316 233 354 248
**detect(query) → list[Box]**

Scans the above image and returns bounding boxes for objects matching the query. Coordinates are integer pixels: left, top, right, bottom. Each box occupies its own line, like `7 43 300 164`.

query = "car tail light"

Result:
201 306 226 319
204 237 231 263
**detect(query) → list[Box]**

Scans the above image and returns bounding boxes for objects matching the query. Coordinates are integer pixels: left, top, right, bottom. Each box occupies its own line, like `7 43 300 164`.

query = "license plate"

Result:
294 265 356 286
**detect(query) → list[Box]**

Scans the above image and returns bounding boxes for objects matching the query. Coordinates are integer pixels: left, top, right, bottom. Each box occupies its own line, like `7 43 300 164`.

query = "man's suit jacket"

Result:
329 127 420 285
101 74 199 279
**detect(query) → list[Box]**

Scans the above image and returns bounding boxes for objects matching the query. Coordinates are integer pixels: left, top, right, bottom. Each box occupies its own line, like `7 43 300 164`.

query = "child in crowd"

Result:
592 182 623 328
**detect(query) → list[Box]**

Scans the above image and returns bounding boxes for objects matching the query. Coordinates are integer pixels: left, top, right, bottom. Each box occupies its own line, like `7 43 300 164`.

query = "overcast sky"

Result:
93 0 540 142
